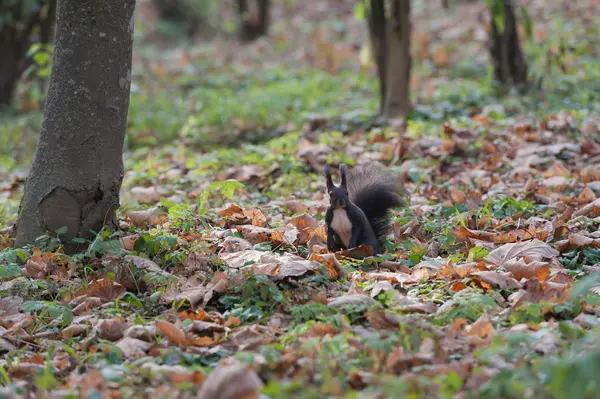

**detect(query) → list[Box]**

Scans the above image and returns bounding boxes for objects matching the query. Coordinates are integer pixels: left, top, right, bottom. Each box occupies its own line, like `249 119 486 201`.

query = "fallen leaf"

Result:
328 294 377 308
485 239 559 266
130 186 161 203
88 279 126 303
156 320 189 346
243 208 267 227
115 337 152 357
97 317 130 342
573 198 600 218
197 359 264 399
556 234 600 253
504 259 551 281
473 271 522 290
126 206 168 227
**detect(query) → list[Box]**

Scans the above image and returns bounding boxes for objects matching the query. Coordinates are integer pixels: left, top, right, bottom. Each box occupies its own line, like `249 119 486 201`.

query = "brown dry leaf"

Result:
197 359 264 399
72 297 103 315
578 187 597 203
580 137 600 156
452 226 496 243
485 239 559 266
236 225 273 244
119 234 139 250
573 198 600 218
288 213 318 230
62 324 89 340
329 294 377 308
450 189 466 204
556 234 600 253
309 253 342 280
308 324 337 337
516 278 571 306
363 271 412 285
307 227 327 254
288 214 318 244
284 199 308 213
126 206 168 228
473 114 491 125
337 245 374 259
180 309 216 323
243 208 267 227
97 317 130 342
79 368 107 399
225 164 265 183
161 285 209 308
224 317 242 328
504 259 551 281
473 271 522 290
88 279 127 303
254 253 321 280
125 255 169 274
466 314 494 346
219 204 245 217
156 320 189 346
432 45 450 67
115 337 152 358
543 160 571 178
24 248 68 280
222 236 253 253
231 324 272 351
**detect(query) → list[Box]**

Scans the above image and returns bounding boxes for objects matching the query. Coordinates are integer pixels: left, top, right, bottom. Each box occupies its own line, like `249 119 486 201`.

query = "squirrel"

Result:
324 162 404 254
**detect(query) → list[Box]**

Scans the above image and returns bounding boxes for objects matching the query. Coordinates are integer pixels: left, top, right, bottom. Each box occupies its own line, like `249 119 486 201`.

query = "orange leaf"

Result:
157 320 189 346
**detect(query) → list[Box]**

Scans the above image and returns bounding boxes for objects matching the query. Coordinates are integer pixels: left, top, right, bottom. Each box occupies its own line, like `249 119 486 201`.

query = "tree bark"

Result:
382 0 412 119
237 0 270 42
366 0 387 115
489 0 528 86
15 0 136 253
0 0 57 108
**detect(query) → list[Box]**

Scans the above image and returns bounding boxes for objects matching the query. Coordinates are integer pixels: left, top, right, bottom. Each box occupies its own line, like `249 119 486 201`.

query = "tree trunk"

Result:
0 58 21 107
237 0 270 42
15 0 136 253
489 0 528 86
0 0 57 108
382 0 412 119
365 0 387 115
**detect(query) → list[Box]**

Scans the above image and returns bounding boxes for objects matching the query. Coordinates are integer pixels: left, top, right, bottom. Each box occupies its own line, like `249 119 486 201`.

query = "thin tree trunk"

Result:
257 0 270 38
366 0 387 115
15 0 136 253
0 0 57 108
489 0 528 85
382 0 412 119
237 0 270 42
0 58 20 107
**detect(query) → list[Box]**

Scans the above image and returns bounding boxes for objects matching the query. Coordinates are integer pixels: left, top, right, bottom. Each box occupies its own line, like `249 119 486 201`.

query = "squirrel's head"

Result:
324 163 349 209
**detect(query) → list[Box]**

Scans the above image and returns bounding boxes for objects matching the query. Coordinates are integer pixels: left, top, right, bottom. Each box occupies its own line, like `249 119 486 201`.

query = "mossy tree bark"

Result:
366 0 412 119
489 0 528 86
15 0 136 253
0 0 57 108
237 0 270 42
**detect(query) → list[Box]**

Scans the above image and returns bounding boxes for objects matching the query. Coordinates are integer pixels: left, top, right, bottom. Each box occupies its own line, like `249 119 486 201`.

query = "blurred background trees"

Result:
0 0 56 108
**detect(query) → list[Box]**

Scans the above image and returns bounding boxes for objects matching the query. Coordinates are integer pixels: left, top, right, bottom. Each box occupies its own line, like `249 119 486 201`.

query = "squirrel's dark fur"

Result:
324 162 404 254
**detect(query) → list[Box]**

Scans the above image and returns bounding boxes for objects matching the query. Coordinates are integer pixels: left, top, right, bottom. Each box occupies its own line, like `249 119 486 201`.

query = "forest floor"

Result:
2 0 600 398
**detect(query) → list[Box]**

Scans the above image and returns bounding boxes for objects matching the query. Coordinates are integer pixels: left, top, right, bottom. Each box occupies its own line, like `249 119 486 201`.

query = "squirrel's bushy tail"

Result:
347 162 405 244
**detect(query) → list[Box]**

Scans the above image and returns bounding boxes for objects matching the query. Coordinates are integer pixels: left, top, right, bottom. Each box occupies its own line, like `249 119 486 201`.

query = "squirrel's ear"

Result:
324 164 334 192
339 164 348 189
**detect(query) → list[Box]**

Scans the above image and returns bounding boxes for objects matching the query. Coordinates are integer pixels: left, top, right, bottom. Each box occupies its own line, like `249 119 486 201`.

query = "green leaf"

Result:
520 5 533 41
55 226 68 235
32 51 49 66
354 2 366 20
